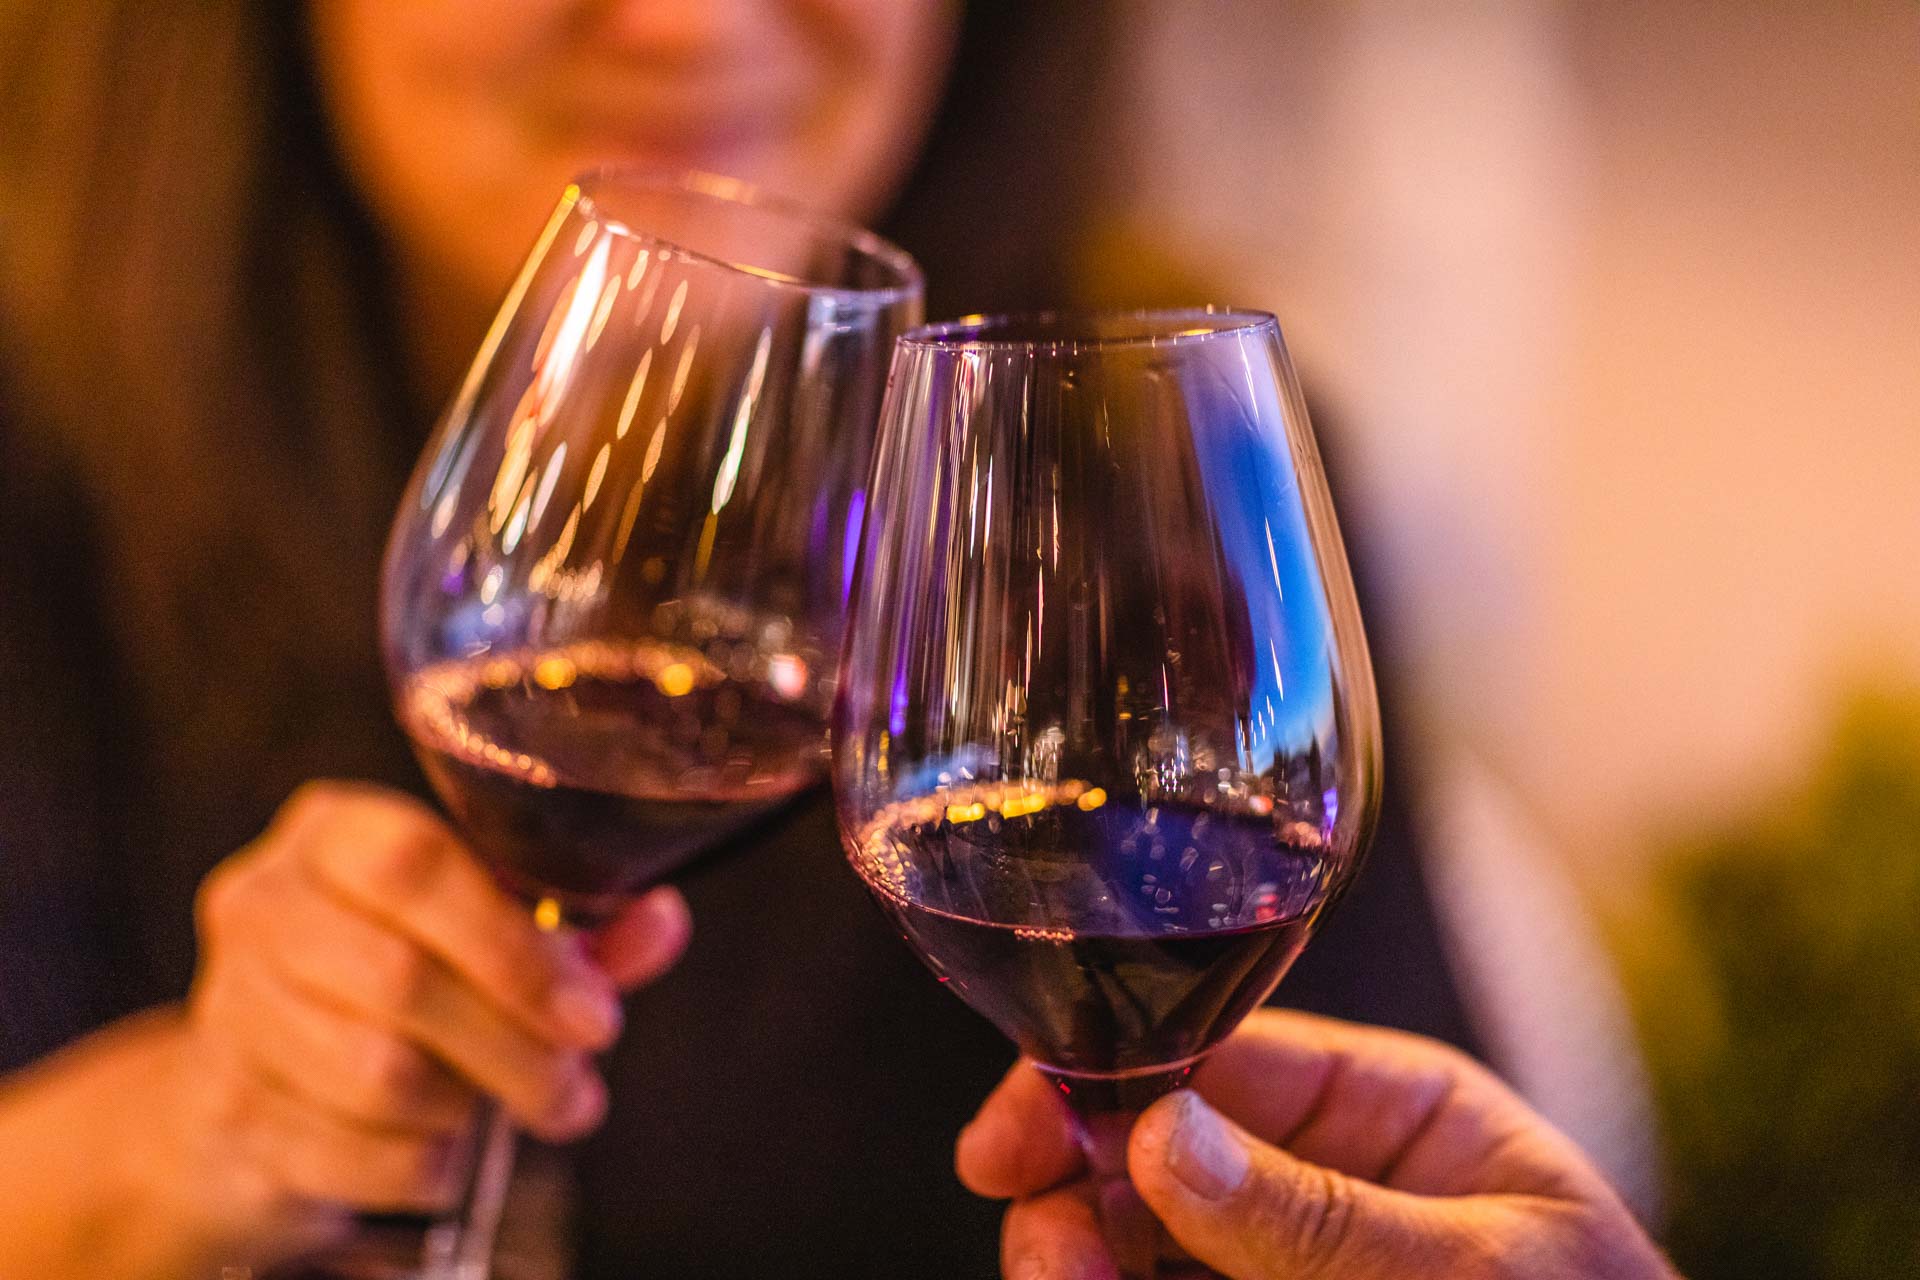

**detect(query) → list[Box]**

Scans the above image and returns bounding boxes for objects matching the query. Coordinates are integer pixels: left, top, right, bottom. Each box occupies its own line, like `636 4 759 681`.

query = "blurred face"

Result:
311 0 958 315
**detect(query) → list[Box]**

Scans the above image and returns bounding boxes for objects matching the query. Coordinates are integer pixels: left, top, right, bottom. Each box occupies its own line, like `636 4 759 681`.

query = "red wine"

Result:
401 640 825 924
849 786 1335 1077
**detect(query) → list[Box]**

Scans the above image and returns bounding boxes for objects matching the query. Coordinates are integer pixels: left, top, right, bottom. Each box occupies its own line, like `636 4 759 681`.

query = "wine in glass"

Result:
832 310 1380 1276
375 169 921 1279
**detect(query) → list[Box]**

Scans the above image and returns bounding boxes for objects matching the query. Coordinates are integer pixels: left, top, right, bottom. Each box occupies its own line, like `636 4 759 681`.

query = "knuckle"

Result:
1255 1163 1358 1276
506 941 571 1017
276 779 359 841
194 858 249 938
357 934 434 1014
1430 1041 1504 1098
1442 1045 1500 1093
355 820 451 902
352 1032 436 1114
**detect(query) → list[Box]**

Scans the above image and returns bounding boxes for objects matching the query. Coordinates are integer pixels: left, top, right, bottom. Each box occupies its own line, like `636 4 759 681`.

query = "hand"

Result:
957 1009 1678 1280
170 780 691 1245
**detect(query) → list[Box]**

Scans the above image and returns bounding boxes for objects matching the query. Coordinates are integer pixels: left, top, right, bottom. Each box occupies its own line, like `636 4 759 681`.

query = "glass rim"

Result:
566 166 924 304
897 307 1280 353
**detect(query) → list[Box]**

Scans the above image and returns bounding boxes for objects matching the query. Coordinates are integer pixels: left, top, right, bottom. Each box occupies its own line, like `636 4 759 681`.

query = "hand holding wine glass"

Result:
957 1009 1681 1280
37 783 691 1278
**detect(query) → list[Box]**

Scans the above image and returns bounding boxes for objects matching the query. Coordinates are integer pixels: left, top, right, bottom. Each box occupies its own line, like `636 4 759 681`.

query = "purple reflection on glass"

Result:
841 489 866 606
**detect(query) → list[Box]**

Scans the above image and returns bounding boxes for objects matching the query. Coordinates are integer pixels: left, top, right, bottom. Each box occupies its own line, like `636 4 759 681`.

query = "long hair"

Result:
0 1 417 1008
882 0 1123 318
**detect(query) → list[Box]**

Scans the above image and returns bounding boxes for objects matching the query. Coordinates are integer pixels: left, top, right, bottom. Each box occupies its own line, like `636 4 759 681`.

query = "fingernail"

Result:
638 886 688 928
1162 1092 1248 1200
1009 1255 1050 1280
635 891 692 959
555 1068 607 1135
552 980 622 1045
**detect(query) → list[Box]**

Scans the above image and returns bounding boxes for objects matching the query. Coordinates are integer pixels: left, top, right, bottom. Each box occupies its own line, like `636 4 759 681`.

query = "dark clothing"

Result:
0 4 1478 1274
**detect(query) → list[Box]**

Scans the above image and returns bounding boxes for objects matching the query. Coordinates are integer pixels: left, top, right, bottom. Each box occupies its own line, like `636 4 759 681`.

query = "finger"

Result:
1129 1090 1474 1280
1001 1184 1121 1280
203 958 475 1136
288 782 624 1050
1208 1010 1593 1198
233 1071 467 1214
589 887 693 989
248 868 604 1141
1195 1009 1571 1195
956 1061 1084 1199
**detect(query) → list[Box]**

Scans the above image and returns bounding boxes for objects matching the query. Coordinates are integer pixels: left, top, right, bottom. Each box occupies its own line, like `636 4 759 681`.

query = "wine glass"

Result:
377 169 921 1279
831 309 1381 1276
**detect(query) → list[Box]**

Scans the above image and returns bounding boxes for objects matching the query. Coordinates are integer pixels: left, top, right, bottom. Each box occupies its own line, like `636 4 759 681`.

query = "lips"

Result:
532 65 816 161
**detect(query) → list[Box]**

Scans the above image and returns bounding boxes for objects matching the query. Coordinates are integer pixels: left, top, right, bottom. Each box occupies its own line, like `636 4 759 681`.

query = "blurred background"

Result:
3 1 1912 1274
1082 2 1917 1274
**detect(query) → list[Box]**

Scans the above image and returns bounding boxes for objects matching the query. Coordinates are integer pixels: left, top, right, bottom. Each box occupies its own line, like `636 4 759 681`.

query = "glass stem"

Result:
1038 1063 1198 1280
423 896 570 1280
420 1099 517 1280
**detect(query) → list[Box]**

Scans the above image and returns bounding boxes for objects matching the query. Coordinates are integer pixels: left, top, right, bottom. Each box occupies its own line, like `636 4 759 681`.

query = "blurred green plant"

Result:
1619 690 1920 1278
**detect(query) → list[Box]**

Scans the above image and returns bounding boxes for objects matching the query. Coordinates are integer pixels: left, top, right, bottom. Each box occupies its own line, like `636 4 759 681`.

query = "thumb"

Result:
1127 1090 1472 1280
587 887 692 989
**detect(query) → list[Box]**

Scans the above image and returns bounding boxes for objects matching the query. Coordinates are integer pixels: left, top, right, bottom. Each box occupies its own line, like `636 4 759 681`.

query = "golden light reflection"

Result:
668 325 701 413
655 662 696 697
641 418 668 481
584 272 621 352
1013 925 1074 944
999 793 1047 819
488 391 541 534
710 326 773 515
611 477 646 565
533 656 577 690
404 640 727 793
692 511 720 579
1077 787 1108 811
529 441 566 530
629 258 664 327
614 349 652 440
660 279 689 344
946 802 988 824
501 473 536 553
582 443 611 510
534 897 564 932
531 274 582 374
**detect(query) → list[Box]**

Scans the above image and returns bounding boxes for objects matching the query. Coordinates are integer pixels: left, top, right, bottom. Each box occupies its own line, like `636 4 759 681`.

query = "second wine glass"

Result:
832 309 1381 1277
